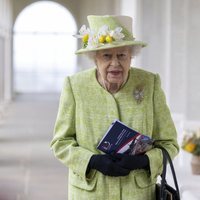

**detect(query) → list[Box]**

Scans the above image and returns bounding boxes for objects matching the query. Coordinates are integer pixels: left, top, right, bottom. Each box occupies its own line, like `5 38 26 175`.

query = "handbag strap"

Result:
158 146 180 199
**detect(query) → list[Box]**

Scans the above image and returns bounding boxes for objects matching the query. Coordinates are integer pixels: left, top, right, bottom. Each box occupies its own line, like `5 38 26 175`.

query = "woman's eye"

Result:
103 54 112 60
118 54 127 59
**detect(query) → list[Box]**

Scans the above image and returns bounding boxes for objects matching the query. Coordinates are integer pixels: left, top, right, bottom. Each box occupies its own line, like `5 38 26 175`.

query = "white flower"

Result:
79 25 90 35
98 25 124 41
74 25 125 49
111 27 125 41
73 25 91 38
87 33 99 49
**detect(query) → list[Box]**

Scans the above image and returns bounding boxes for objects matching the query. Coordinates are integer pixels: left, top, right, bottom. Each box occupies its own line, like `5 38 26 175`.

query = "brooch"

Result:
133 86 144 104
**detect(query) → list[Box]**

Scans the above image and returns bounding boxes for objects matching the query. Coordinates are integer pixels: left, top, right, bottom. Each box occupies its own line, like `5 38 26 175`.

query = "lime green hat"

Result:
74 15 147 54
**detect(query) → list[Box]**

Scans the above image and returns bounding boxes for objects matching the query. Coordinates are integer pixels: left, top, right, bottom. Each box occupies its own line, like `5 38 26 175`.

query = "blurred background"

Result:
0 0 200 199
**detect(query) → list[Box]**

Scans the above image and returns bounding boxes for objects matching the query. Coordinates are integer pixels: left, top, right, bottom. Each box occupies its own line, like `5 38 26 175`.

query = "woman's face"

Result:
95 47 132 86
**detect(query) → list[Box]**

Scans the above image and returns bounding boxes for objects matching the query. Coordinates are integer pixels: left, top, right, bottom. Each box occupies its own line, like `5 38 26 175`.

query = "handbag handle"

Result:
157 146 180 199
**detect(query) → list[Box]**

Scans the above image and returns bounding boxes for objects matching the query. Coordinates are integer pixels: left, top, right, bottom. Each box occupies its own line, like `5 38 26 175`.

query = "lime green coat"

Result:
50 67 179 200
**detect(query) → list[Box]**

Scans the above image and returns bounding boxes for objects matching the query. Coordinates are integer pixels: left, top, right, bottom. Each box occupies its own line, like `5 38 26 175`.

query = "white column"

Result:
161 0 171 104
0 0 13 102
4 31 13 101
169 0 188 117
185 0 200 120
135 0 172 100
0 36 4 101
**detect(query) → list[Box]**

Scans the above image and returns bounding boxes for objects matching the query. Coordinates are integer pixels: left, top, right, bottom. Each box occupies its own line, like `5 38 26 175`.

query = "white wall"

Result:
0 0 13 102
0 36 4 101
186 0 200 120
169 0 188 117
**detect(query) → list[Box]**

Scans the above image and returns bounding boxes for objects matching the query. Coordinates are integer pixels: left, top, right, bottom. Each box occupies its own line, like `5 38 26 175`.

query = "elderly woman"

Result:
50 15 179 200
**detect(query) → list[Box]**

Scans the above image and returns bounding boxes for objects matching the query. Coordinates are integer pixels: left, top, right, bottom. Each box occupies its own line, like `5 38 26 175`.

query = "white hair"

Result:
130 45 142 58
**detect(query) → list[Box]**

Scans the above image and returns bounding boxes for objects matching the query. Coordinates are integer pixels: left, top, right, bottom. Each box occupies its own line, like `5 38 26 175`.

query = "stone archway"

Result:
13 1 77 93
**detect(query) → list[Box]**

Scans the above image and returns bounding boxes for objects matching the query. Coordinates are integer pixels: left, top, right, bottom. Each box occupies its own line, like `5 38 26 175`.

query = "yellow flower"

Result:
82 34 89 43
105 35 113 43
98 35 106 43
184 142 196 153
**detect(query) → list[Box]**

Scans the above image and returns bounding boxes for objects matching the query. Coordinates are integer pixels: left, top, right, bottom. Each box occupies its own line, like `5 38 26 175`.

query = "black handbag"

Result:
156 146 180 200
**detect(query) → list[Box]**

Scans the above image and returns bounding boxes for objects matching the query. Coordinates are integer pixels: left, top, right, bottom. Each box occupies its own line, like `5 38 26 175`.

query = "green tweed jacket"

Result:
50 67 179 200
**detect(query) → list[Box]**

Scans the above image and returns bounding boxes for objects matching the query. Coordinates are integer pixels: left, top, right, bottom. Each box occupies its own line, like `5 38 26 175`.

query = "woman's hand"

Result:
87 154 130 176
112 154 150 171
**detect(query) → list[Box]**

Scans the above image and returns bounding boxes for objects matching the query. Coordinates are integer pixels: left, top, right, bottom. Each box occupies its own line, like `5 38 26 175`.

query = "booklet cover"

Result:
97 120 154 155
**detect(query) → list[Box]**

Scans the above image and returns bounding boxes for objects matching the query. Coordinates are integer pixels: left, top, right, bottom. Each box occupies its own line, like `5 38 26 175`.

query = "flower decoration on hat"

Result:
74 25 125 49
134 85 144 104
73 25 91 48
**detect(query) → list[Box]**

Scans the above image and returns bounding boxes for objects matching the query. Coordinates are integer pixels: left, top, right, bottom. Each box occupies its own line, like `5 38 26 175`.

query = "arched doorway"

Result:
13 1 77 93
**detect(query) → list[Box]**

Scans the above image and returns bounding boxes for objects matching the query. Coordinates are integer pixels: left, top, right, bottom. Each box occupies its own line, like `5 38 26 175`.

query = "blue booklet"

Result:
97 120 154 155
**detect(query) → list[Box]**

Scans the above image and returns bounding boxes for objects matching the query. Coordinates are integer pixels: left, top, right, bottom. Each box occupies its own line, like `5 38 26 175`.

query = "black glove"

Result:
112 154 150 171
87 154 130 177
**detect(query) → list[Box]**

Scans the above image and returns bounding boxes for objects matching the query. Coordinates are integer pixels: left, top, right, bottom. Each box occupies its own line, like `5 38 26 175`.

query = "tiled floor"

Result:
0 94 68 200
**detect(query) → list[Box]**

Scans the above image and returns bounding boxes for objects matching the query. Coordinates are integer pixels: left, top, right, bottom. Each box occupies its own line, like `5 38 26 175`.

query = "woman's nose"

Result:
110 56 120 65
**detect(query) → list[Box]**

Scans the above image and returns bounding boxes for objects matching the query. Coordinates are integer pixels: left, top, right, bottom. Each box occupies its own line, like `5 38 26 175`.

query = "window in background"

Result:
13 1 77 93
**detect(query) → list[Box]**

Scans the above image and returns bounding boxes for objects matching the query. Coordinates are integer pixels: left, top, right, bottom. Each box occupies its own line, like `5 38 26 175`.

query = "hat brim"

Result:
75 40 147 54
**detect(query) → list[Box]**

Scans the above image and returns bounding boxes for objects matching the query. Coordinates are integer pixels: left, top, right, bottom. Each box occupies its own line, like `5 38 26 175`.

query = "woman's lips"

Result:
108 70 122 76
